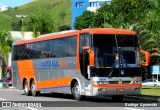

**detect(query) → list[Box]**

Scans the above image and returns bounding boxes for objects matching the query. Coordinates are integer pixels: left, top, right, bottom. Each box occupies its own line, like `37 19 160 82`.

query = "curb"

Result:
9 86 16 89
125 96 160 102
0 86 15 90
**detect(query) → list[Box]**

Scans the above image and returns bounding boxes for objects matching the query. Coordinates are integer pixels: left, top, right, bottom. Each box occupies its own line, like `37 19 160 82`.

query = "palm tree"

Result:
25 13 55 37
0 30 13 78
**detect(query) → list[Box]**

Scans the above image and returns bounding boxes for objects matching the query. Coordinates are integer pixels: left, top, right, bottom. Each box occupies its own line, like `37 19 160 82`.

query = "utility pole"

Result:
16 15 27 40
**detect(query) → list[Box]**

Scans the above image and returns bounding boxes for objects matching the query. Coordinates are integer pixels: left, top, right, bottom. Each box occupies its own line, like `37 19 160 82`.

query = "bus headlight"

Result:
93 81 109 85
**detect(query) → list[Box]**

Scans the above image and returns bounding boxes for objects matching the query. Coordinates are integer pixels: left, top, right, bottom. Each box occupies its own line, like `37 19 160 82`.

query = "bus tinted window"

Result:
117 35 137 47
13 36 77 60
41 40 51 58
65 36 77 56
80 33 90 54
31 42 42 59
93 34 137 47
51 38 65 57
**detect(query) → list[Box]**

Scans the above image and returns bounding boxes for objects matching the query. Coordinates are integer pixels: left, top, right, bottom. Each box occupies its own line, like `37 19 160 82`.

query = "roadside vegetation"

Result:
142 86 160 97
74 0 160 79
0 31 13 77
0 0 71 32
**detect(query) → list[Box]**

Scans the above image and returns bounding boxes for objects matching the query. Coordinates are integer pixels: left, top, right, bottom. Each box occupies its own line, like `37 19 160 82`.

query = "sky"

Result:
0 0 34 7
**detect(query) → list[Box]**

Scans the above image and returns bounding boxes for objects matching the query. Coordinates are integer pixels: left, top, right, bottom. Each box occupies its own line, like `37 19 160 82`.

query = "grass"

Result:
141 86 160 97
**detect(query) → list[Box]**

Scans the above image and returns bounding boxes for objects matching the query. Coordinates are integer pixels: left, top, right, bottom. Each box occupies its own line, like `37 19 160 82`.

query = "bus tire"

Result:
72 82 84 101
30 80 40 96
24 80 31 96
112 95 123 102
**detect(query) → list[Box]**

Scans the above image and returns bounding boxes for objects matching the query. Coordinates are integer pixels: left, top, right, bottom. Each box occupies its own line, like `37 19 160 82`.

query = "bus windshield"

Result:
93 34 138 67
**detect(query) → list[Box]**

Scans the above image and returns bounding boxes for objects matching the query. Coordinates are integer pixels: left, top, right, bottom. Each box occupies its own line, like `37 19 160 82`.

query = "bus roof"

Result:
38 30 77 38
80 28 136 35
15 28 136 45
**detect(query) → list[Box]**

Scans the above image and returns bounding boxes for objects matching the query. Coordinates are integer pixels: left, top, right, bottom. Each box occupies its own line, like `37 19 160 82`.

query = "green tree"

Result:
140 10 160 62
59 12 66 20
58 24 71 31
111 0 159 24
0 31 13 78
25 12 55 37
74 11 95 30
11 19 22 31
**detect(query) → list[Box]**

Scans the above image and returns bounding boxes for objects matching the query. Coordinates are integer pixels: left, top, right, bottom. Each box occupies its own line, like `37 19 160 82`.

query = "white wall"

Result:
10 31 33 40
87 7 99 12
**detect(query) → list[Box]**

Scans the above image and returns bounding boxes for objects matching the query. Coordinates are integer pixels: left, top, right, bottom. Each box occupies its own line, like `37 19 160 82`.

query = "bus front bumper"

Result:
91 84 141 96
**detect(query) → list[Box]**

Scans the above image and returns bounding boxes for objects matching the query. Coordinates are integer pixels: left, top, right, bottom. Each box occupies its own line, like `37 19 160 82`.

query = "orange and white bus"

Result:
11 28 150 101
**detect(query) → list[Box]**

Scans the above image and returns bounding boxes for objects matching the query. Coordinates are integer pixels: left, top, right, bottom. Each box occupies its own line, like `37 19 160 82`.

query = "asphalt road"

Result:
0 89 159 110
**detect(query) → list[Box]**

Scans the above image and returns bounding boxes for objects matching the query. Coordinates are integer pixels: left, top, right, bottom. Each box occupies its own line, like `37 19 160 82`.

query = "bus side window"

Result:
53 39 65 58
32 42 43 59
43 40 51 58
51 40 56 58
14 46 19 60
50 51 56 57
18 46 25 60
65 36 77 57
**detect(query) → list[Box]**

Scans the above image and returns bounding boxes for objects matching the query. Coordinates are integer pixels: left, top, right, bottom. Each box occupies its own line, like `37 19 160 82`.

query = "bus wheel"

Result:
24 80 31 96
30 80 39 96
112 95 123 102
72 82 83 101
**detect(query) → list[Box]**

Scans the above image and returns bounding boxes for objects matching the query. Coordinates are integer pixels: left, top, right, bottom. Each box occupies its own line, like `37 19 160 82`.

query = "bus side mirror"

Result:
140 50 150 66
82 46 95 66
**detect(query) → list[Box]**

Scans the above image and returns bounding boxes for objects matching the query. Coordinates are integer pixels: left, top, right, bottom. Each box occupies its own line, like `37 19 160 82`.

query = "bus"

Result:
11 28 150 101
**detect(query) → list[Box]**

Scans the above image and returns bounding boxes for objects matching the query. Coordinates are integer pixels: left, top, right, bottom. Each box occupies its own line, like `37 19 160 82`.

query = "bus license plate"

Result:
116 88 124 92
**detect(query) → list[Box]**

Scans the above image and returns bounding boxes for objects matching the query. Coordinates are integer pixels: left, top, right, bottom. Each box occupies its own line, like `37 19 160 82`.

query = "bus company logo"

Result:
59 60 68 68
38 61 59 68
37 60 74 68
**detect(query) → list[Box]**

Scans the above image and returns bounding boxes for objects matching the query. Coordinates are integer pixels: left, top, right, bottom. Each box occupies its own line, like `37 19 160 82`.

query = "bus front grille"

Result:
108 81 131 84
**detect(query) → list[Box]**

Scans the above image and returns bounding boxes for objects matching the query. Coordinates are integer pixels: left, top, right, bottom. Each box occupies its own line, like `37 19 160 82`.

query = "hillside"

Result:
0 0 71 31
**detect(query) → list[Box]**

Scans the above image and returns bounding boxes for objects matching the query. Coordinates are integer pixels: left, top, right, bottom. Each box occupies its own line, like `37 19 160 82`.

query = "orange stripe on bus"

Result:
17 60 36 89
37 77 73 89
93 84 141 88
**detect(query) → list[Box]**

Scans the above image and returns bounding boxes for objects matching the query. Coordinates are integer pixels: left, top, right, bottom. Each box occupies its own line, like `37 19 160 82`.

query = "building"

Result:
0 3 8 11
72 0 112 30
